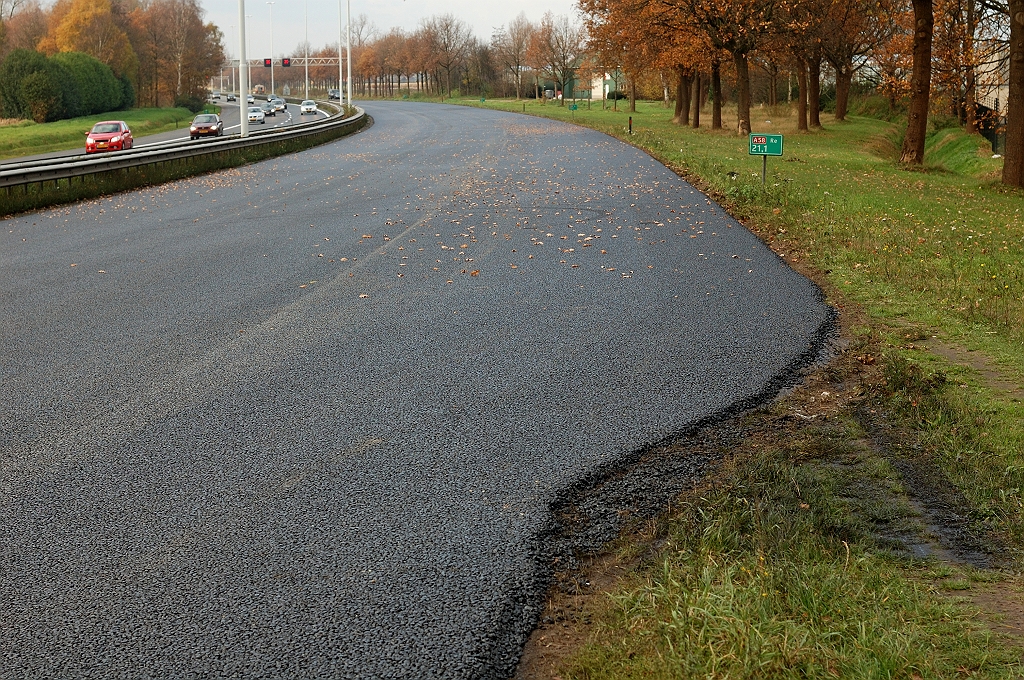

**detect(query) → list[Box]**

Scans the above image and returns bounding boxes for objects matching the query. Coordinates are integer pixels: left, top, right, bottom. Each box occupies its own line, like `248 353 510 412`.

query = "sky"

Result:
206 0 580 61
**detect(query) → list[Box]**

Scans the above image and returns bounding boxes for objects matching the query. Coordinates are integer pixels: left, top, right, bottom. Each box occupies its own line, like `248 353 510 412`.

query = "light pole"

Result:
246 14 253 95
304 0 309 99
338 0 351 106
346 0 351 106
267 1 275 96
237 4 248 137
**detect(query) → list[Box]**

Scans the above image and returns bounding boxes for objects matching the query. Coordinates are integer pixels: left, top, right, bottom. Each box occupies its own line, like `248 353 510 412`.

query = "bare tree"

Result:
492 12 533 99
536 12 585 106
349 13 376 48
424 13 471 98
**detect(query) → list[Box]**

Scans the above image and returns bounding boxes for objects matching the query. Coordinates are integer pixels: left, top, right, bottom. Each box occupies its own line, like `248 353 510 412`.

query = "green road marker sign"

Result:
749 133 783 186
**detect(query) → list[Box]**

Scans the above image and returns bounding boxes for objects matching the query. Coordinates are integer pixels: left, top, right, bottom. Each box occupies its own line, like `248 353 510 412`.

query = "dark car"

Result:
260 101 276 117
226 93 237 102
328 89 340 101
189 113 224 139
85 120 133 153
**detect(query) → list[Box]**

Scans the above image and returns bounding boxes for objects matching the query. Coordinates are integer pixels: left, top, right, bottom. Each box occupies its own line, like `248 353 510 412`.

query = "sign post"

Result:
748 133 783 186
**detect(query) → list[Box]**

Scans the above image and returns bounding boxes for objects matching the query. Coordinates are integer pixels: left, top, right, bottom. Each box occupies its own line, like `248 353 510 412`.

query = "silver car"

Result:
247 106 265 124
299 100 316 115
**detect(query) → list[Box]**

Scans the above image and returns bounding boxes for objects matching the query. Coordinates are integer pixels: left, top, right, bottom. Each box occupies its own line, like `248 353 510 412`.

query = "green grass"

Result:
0 107 212 160
561 424 1022 679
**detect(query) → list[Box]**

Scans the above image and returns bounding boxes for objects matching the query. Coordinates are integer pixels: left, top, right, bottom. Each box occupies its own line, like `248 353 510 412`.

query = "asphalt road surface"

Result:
0 101 834 678
2 98 329 164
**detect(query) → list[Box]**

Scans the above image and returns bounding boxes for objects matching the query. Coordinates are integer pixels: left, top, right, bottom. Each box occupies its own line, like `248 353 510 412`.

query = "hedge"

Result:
0 49 131 122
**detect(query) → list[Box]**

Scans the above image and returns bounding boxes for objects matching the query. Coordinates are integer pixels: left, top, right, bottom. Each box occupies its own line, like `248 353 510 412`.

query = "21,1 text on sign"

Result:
749 134 783 156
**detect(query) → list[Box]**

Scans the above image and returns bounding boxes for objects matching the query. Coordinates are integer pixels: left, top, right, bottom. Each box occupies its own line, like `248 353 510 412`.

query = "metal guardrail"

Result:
0 101 363 190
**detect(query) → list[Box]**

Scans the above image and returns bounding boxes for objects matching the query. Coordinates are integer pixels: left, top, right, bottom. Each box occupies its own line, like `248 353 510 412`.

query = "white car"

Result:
299 100 316 115
270 98 286 112
247 94 255 104
247 106 265 124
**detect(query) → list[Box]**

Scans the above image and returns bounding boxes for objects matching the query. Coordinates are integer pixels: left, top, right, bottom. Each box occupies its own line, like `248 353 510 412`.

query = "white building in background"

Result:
588 71 624 100
975 41 1008 116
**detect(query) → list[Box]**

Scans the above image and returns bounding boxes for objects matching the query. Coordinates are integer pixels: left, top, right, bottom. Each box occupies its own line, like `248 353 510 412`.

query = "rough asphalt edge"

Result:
468 291 841 679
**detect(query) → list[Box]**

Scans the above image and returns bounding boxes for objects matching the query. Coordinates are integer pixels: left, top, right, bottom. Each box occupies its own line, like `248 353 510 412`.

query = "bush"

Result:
174 94 205 113
606 90 627 101
0 49 51 119
0 49 127 122
119 75 135 110
19 69 64 122
52 52 123 116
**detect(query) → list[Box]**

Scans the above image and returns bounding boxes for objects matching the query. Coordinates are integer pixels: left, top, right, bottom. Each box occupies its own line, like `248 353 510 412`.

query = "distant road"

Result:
0 101 833 679
1 98 330 164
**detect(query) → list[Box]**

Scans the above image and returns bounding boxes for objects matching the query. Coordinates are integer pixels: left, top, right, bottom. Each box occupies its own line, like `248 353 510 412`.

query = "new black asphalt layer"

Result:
0 101 834 678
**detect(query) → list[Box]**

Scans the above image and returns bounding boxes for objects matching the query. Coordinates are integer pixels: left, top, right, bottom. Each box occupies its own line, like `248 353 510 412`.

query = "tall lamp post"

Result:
338 0 351 106
267 1 275 96
246 14 253 95
346 0 351 106
237 5 248 137
304 0 309 99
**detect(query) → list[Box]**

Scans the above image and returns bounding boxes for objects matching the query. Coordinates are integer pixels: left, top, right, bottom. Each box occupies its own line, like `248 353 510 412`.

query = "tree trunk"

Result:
671 64 679 122
673 65 691 125
794 51 808 131
712 60 722 130
834 62 852 121
965 0 978 134
808 43 822 128
629 79 636 112
691 73 701 128
900 0 934 164
1003 0 1024 184
733 51 752 135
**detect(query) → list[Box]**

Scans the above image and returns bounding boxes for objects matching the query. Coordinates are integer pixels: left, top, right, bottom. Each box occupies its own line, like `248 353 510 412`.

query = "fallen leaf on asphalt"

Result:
470 270 480 276
359 294 369 298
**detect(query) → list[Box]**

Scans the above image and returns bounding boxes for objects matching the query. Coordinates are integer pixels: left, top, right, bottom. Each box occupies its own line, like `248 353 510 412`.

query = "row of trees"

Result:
250 12 589 105
579 0 1023 186
0 0 223 118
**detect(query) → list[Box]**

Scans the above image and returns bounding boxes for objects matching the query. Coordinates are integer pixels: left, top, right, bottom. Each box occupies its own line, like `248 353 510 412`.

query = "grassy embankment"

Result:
437 96 1024 677
0 107 210 161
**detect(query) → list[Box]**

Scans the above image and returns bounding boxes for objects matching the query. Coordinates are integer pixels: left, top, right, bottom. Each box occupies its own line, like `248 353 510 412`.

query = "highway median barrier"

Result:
0 102 364 216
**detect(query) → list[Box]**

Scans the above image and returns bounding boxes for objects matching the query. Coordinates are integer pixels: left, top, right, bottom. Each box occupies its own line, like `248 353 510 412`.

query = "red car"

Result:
189 113 224 139
86 121 133 154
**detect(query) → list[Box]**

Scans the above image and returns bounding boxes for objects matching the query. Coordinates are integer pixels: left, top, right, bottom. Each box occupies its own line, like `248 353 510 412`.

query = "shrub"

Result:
119 75 135 110
19 70 63 122
0 49 132 122
174 94 205 113
0 49 51 119
52 52 123 115
606 90 627 101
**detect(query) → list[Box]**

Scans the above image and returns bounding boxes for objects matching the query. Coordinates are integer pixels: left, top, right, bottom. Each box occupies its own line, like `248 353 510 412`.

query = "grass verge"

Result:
407 96 1024 675
0 107 212 161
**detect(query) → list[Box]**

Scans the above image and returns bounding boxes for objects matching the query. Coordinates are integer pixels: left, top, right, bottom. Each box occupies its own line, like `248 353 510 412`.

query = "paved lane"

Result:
0 101 833 678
